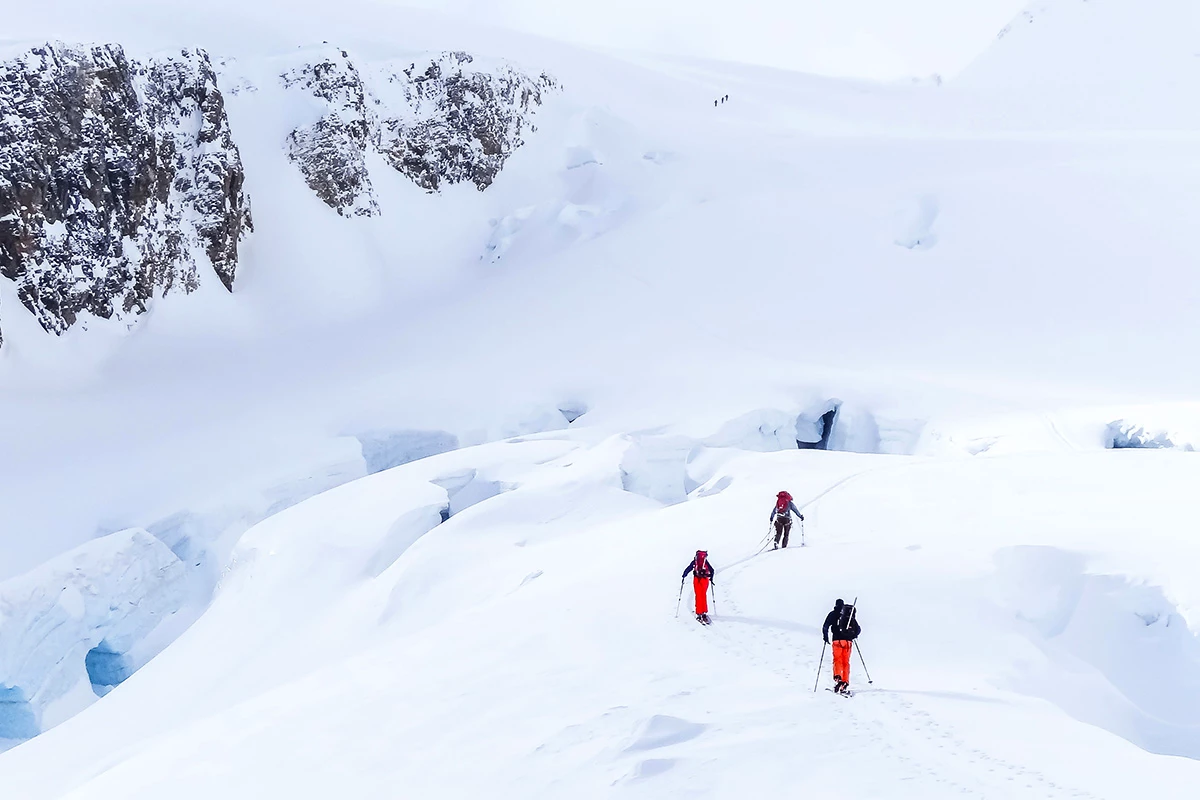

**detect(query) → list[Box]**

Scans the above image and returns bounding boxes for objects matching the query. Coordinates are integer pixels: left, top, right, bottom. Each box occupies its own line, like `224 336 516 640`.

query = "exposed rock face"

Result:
0 42 552 344
281 49 557 216
0 43 251 342
282 51 378 218
376 51 557 192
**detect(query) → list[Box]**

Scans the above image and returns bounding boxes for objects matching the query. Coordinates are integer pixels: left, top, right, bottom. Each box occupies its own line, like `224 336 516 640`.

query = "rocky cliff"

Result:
281 49 557 216
0 43 252 344
0 42 556 345
375 51 557 192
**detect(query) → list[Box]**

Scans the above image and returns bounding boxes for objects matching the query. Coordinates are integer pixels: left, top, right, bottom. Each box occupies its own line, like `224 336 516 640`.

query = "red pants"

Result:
832 640 852 684
693 576 710 615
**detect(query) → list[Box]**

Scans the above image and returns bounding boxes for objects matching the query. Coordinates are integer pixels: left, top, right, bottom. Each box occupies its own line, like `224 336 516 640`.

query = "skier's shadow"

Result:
715 614 819 635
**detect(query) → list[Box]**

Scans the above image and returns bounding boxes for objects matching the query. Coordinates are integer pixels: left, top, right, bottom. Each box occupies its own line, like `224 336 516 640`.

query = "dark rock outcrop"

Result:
0 43 251 342
376 51 557 192
282 50 378 218
280 49 557 216
0 42 553 344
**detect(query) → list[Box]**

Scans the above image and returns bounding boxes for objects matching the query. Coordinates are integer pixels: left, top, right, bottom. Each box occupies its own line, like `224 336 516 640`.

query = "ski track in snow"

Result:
710 557 1102 799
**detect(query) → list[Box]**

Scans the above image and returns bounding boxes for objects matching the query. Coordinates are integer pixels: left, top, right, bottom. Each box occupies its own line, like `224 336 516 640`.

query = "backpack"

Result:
694 550 710 577
838 604 856 632
775 491 793 514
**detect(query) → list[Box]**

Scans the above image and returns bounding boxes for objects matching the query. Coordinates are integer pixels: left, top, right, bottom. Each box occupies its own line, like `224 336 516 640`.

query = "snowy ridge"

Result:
964 0 1200 127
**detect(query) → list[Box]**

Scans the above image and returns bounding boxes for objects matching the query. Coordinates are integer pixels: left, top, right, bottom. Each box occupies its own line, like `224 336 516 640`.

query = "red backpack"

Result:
694 550 709 575
775 491 792 513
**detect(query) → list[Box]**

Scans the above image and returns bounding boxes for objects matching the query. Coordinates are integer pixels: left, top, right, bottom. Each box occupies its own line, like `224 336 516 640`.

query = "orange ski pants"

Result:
693 576 710 615
832 640 852 684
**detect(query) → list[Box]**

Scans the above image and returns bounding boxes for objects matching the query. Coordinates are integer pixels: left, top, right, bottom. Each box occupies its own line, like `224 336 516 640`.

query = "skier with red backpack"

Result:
770 491 804 549
681 550 716 624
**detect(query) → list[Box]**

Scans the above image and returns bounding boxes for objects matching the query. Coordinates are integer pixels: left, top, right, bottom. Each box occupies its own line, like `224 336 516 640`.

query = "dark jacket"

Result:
823 607 861 642
770 500 803 521
682 559 716 581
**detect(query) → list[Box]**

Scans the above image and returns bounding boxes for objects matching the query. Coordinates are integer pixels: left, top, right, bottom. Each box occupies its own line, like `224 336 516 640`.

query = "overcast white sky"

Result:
389 0 1029 80
3 0 1028 81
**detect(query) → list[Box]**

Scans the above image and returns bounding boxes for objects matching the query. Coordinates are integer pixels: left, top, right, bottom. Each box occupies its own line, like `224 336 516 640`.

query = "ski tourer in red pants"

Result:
822 598 861 694
681 550 716 623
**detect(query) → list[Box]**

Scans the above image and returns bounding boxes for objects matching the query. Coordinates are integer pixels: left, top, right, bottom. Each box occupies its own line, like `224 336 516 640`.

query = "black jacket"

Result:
823 607 860 642
682 560 716 581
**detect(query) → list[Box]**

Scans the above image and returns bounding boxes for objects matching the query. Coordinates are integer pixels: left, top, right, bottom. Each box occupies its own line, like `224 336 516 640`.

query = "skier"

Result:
681 550 716 624
770 490 804 549
822 599 861 694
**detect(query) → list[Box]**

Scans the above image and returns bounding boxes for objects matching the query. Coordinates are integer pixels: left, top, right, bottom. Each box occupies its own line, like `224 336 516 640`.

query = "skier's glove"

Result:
799 514 805 521
823 636 829 644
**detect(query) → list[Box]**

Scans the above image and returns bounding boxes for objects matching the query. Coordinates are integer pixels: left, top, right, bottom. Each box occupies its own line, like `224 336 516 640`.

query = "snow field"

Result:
2 0 1200 793
4 435 1200 797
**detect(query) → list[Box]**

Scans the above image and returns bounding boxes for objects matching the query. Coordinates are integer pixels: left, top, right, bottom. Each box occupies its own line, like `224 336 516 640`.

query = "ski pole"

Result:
854 641 873 684
709 581 717 613
800 517 806 547
674 579 684 618
813 641 827 692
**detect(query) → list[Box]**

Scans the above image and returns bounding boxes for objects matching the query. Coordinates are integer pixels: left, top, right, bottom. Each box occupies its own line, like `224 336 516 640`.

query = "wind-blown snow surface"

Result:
3 0 1200 792
5 437 1200 798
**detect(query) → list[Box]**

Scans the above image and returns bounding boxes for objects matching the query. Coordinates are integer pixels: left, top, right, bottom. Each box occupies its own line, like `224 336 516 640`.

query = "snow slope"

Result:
4 437 1200 798
2 0 1200 791
961 0 1200 127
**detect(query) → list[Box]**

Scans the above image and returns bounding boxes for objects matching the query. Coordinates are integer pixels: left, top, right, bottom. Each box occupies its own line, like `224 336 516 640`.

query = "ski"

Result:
695 614 712 625
825 687 854 698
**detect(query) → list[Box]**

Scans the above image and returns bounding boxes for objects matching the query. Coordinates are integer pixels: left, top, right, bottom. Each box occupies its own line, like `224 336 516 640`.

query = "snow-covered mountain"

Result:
0 40 555 342
2 0 1200 795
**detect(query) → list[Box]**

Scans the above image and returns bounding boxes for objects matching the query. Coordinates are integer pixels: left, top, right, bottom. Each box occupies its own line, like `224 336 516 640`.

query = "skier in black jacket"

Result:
822 599 861 693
